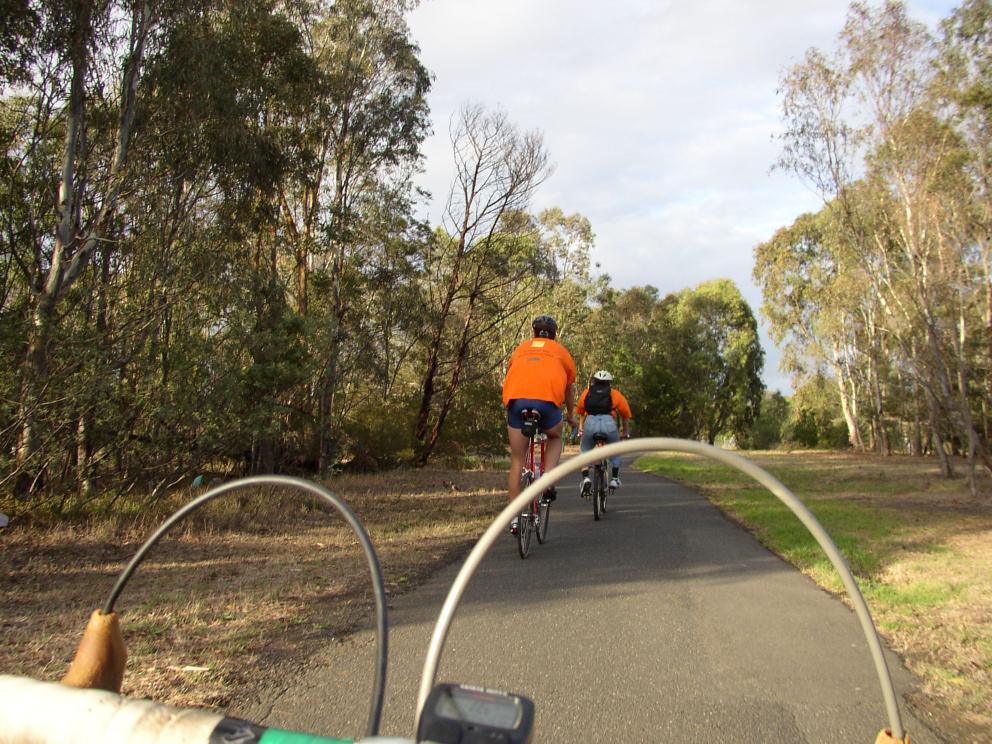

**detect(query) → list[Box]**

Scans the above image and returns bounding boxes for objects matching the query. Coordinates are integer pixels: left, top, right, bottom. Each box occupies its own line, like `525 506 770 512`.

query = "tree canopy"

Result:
1 0 769 512
764 0 992 493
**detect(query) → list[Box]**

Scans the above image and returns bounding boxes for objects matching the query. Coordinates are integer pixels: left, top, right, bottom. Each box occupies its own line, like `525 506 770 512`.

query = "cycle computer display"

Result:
418 683 534 744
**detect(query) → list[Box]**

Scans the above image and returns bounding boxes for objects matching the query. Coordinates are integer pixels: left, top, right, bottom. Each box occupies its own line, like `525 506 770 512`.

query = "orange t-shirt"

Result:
502 338 577 406
577 387 633 419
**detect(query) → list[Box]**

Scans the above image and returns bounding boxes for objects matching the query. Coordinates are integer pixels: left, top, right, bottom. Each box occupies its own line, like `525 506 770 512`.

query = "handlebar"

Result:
0 675 411 744
77 476 389 738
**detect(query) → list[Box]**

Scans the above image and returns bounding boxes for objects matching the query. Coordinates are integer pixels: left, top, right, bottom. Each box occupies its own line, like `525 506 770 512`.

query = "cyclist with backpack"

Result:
576 370 633 492
502 315 578 533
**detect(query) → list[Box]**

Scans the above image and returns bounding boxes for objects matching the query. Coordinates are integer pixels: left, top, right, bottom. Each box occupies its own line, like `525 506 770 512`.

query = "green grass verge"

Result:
638 453 946 592
637 451 991 736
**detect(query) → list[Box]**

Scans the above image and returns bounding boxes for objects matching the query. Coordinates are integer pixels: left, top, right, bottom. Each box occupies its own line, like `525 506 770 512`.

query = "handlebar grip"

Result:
0 675 371 744
61 609 126 693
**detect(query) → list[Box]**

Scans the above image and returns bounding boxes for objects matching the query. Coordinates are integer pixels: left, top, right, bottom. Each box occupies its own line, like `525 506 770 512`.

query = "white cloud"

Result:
407 0 957 394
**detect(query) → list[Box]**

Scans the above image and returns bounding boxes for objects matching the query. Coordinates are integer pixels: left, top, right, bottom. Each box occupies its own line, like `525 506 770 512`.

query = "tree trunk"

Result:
415 237 467 447
926 390 953 478
831 349 863 450
76 416 94 498
869 349 889 456
417 291 477 465
911 395 923 457
16 300 56 493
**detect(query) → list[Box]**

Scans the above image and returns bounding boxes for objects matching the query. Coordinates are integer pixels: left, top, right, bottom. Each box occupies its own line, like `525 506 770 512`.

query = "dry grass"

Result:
0 467 505 708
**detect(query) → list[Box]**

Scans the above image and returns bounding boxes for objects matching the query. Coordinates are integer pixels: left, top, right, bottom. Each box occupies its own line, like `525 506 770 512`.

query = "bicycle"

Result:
589 433 615 520
515 408 552 559
578 432 618 521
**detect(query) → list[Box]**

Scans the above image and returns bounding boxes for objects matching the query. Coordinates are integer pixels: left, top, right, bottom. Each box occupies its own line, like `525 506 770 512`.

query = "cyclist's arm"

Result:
565 383 577 426
615 391 633 437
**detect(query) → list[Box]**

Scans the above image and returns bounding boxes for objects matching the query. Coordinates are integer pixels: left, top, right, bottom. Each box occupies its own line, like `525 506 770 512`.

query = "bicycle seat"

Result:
592 432 610 443
520 409 541 438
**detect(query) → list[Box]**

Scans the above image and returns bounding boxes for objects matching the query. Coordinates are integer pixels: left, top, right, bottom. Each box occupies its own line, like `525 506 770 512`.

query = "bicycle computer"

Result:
417 683 534 744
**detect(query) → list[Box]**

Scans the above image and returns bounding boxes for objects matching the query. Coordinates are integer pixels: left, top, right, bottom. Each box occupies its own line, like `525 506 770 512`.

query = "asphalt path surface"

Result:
237 460 942 743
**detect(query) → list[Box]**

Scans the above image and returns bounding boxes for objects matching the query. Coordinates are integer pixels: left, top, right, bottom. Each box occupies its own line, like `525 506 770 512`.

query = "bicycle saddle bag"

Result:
520 412 540 438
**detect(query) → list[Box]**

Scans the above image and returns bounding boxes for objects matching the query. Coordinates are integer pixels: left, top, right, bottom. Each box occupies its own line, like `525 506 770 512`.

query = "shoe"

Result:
509 518 519 536
580 477 591 497
609 477 620 489
541 487 557 503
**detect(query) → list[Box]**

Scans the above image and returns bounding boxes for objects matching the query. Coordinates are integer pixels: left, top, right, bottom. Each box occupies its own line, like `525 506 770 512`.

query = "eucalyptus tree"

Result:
754 210 868 450
939 0 992 447
414 217 552 465
117 1 321 483
667 280 765 444
590 282 763 442
776 1 991 485
536 207 596 336
587 285 659 411
413 103 551 464
3 0 162 493
268 0 430 473
0 0 343 497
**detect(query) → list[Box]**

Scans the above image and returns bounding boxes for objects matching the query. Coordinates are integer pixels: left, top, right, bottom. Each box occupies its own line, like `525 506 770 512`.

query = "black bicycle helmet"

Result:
532 315 558 339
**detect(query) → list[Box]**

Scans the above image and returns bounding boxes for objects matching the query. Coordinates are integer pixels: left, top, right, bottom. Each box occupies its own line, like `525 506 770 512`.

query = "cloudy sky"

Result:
406 0 957 393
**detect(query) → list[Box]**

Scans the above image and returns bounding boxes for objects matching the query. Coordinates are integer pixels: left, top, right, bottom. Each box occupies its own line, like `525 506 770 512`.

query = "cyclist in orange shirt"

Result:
502 315 578 534
576 370 633 494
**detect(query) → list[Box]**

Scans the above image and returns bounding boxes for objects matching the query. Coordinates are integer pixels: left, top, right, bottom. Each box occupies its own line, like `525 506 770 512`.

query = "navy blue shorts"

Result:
506 399 563 430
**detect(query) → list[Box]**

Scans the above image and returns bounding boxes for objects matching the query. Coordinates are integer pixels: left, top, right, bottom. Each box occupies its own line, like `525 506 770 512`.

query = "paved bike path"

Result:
237 462 942 743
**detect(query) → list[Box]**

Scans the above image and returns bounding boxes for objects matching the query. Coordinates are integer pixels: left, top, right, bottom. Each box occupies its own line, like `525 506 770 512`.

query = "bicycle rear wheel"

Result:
516 469 534 558
517 510 534 558
592 465 602 521
536 497 551 543
600 459 610 516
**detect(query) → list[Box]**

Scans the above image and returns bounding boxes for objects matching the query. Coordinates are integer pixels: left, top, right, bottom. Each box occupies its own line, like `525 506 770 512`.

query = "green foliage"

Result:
0 0 37 83
637 453 923 582
3 0 911 512
768 0 992 468
340 400 419 471
739 391 791 450
0 0 437 505
782 376 850 449
563 279 765 445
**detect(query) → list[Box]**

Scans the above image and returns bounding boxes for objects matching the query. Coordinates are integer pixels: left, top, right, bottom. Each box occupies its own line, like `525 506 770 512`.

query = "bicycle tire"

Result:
516 469 534 558
517 510 533 558
601 459 611 516
536 497 550 543
592 465 602 521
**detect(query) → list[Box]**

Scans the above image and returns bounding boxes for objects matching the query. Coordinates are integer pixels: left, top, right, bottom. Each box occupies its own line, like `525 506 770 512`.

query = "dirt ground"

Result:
0 468 507 709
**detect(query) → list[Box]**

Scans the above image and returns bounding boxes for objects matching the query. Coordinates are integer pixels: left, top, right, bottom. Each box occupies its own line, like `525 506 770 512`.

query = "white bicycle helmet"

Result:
592 370 613 382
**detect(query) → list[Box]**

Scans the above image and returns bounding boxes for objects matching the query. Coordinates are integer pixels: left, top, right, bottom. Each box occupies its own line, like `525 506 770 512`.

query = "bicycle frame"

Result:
516 421 549 558
593 437 609 477
526 434 545 519
526 432 546 491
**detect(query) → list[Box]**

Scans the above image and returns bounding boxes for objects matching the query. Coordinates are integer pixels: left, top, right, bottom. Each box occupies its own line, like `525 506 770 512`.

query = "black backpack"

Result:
584 383 613 415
